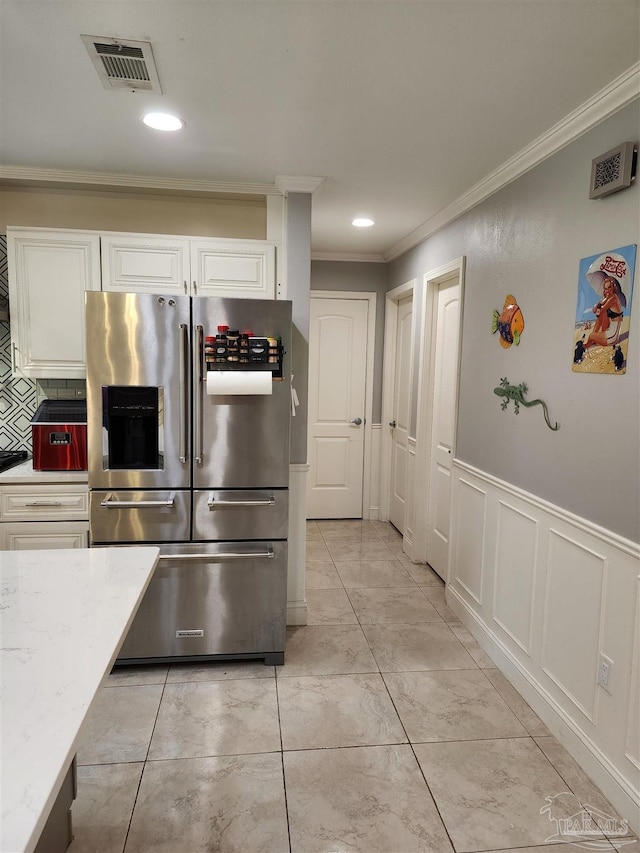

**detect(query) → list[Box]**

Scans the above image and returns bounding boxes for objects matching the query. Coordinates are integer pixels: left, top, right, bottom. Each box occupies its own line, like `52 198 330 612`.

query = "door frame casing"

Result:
308 290 377 519
379 279 418 525
411 257 466 575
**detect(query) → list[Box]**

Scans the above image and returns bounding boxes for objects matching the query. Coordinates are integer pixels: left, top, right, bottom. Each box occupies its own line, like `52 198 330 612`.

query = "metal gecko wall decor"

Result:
493 378 559 431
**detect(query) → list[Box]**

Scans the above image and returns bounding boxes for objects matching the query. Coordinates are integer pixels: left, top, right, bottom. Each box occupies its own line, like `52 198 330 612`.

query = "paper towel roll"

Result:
206 371 273 396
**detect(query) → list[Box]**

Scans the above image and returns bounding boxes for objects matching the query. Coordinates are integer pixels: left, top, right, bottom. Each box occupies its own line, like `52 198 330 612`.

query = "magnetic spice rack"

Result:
206 342 286 379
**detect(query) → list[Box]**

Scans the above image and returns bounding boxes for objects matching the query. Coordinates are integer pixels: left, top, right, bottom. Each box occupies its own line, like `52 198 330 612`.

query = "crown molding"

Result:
0 165 280 196
385 62 640 263
311 251 386 263
275 175 325 195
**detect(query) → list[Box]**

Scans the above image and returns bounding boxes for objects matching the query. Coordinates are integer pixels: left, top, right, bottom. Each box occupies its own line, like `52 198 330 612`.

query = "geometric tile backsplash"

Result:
0 235 85 452
0 234 37 450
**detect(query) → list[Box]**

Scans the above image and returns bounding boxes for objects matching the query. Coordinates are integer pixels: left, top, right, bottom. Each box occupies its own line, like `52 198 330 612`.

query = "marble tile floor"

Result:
70 520 639 853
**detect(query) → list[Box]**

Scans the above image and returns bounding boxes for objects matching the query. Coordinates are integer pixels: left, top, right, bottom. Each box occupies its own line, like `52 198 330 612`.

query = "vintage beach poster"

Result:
572 244 636 374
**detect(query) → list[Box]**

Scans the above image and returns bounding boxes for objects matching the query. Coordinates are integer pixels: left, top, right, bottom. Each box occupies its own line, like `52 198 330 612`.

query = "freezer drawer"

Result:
193 489 288 541
115 540 287 663
90 490 190 543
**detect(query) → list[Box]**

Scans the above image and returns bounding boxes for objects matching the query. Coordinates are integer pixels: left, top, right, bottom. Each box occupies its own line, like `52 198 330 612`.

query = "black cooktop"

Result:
0 450 29 473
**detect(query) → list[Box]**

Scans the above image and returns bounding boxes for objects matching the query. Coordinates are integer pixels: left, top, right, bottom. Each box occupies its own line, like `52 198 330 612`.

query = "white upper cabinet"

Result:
7 228 276 379
102 234 276 299
191 239 275 299
7 229 101 378
101 235 190 294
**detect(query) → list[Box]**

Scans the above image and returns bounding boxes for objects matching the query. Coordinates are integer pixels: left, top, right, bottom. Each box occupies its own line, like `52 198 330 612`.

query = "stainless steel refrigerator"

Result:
86 291 292 665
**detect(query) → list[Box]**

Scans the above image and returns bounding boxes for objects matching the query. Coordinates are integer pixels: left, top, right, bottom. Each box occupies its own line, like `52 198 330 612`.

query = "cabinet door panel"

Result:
191 239 275 298
8 230 100 378
101 235 190 294
1 522 88 550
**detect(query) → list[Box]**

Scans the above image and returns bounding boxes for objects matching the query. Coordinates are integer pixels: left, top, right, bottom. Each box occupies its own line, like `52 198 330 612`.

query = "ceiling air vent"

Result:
81 35 162 93
589 141 637 199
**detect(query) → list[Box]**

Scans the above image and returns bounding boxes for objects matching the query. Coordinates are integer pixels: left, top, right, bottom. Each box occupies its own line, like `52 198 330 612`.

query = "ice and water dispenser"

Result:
103 386 162 469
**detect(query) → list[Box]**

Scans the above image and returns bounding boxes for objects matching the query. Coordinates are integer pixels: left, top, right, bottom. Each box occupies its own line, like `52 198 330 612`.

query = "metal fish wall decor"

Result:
492 294 525 348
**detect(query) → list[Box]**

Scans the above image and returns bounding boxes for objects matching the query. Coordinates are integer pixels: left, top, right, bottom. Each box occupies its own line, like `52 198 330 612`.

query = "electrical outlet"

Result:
598 654 613 692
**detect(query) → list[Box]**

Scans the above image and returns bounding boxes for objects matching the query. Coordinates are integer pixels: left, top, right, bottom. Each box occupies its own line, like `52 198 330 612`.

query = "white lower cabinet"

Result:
0 483 89 550
1 522 88 550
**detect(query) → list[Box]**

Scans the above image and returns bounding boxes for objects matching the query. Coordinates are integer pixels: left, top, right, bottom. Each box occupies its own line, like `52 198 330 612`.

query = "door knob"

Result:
389 419 397 428
350 417 362 426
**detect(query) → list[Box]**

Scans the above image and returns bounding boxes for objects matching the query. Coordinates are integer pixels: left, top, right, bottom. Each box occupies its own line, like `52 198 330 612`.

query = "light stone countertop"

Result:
0 459 88 484
0 546 160 853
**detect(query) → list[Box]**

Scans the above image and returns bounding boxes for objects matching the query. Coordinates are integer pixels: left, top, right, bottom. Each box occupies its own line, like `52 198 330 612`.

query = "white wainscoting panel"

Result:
493 501 537 655
452 476 486 605
447 460 640 834
625 577 640 771
541 530 605 723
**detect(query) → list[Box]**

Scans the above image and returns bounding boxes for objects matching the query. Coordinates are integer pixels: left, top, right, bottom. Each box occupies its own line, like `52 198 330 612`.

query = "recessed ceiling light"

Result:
142 112 184 131
352 217 374 227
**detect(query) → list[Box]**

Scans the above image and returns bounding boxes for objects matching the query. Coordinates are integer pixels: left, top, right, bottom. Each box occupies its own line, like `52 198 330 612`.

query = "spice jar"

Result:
212 325 227 363
204 336 216 368
239 329 252 363
267 337 279 364
226 329 240 363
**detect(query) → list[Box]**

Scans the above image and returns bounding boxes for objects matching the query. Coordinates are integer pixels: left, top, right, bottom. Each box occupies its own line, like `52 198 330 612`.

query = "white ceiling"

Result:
1 1 638 258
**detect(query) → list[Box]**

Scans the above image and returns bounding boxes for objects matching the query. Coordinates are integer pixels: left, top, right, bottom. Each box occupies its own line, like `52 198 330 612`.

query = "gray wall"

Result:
311 260 389 422
287 193 312 464
388 101 640 542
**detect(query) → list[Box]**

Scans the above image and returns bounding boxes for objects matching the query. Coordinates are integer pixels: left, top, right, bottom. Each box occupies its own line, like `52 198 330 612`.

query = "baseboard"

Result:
286 601 308 626
365 505 380 522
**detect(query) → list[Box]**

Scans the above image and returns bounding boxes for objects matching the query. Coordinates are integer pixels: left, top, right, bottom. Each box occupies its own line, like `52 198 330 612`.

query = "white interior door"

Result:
388 295 413 533
426 276 461 577
307 297 369 518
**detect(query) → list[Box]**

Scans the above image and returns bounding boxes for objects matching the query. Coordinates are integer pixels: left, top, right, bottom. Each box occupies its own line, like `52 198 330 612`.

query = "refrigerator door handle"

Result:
100 493 176 509
207 496 276 509
179 323 189 463
158 548 275 562
193 323 204 464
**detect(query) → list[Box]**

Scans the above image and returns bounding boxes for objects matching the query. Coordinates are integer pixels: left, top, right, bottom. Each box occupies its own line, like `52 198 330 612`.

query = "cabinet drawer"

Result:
0 522 88 550
0 486 89 521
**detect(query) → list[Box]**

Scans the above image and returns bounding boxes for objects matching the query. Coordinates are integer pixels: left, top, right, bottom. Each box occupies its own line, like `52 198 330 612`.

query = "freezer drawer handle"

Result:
158 548 275 562
100 494 176 509
207 496 276 509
